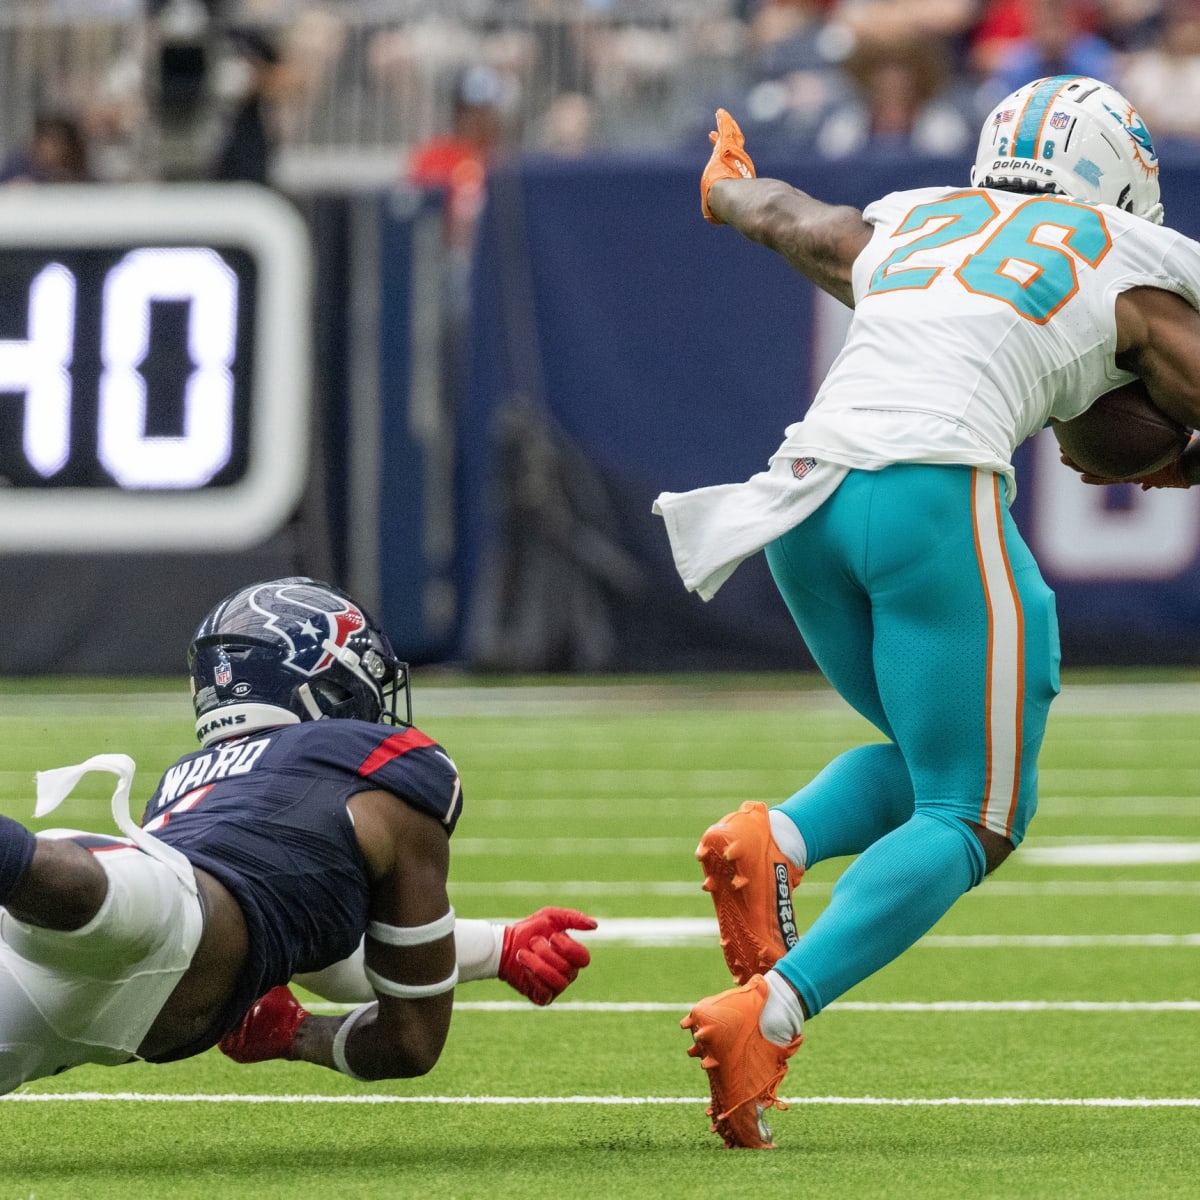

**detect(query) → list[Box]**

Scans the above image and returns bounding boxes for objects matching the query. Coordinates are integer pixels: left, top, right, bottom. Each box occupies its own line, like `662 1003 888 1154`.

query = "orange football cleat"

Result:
697 800 804 984
681 975 802 1149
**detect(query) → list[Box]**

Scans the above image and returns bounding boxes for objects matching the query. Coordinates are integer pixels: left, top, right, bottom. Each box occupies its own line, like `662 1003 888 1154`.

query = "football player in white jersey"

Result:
657 76 1200 1148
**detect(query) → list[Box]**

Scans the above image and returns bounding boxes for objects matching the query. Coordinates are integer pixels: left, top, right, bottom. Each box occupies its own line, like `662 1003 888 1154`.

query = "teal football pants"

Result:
762 464 1060 1014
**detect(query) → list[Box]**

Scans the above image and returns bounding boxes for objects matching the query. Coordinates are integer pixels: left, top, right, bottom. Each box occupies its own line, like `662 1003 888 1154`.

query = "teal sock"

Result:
774 812 984 1016
776 744 916 866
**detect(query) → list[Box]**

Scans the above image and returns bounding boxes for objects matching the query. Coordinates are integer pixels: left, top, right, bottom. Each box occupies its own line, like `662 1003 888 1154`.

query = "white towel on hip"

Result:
653 454 848 601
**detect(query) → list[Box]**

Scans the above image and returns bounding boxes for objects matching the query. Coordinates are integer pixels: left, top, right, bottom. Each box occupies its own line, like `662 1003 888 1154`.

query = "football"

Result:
1052 380 1190 481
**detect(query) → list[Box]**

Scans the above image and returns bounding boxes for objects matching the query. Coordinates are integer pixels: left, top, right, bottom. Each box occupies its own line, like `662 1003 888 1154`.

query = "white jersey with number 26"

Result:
654 183 1200 599
783 185 1200 493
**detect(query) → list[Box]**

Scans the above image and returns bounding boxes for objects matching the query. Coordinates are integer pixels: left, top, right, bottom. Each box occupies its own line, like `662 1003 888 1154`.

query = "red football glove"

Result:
701 108 756 225
218 985 311 1063
498 907 597 1006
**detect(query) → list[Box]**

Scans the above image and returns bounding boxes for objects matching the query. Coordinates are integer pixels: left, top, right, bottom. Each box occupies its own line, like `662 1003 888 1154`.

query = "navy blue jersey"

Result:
138 720 462 1060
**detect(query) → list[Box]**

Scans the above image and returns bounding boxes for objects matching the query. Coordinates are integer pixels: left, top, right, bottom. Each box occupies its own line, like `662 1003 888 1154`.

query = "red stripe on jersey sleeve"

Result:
357 728 437 777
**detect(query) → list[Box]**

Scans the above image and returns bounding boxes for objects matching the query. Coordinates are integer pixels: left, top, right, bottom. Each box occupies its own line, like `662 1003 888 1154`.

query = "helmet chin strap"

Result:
291 639 386 722
320 637 380 696
296 682 326 721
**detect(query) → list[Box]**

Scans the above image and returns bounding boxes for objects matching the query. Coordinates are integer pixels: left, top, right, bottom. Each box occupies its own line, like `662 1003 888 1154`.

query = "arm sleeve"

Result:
293 919 504 1001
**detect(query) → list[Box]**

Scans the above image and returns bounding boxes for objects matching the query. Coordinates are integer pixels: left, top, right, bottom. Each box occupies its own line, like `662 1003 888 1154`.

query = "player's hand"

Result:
499 907 597 1006
1134 455 1190 489
1059 452 1124 485
218 986 311 1063
701 108 756 225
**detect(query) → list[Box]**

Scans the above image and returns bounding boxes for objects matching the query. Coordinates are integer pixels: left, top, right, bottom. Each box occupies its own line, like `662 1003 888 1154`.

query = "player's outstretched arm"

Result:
291 909 597 1005
701 108 872 308
222 908 597 1066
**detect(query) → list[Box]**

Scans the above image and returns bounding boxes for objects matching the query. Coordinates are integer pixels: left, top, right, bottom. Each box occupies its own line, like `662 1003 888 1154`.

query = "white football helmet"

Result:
971 75 1164 224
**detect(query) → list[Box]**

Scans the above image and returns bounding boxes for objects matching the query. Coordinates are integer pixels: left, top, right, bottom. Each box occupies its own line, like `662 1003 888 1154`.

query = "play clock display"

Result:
0 184 311 550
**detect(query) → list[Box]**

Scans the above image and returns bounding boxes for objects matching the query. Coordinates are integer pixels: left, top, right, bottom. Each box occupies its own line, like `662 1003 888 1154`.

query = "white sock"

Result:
759 969 805 1046
768 808 808 871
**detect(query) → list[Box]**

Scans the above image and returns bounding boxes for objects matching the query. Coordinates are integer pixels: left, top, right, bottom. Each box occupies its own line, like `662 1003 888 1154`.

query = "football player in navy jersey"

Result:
0 577 595 1093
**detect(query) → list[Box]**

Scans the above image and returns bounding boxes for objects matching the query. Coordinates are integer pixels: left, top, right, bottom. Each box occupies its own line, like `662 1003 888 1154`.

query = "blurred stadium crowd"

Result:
2 0 1199 190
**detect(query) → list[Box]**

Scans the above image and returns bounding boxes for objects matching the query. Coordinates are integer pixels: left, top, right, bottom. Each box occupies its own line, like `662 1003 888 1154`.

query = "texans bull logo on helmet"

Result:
251 582 368 679
188 575 412 748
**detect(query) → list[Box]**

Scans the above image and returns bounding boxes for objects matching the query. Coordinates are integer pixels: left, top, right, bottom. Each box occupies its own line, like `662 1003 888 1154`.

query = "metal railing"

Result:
0 1 744 185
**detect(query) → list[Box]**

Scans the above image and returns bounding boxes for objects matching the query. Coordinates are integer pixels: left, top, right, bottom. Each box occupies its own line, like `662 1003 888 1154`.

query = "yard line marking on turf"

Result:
5 1093 1200 1108
1019 842 1200 865
449 879 1200 897
540 917 1200 947
970 880 1200 896
306 1000 1200 1014
1040 682 1200 714
451 880 708 896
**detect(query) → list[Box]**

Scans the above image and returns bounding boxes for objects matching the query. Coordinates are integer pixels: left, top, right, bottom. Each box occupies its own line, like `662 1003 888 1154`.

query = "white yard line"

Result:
553 917 1200 946
199 999 1190 1018
448 838 1200 864
448 879 1200 897
1019 843 1200 865
314 1000 1200 1014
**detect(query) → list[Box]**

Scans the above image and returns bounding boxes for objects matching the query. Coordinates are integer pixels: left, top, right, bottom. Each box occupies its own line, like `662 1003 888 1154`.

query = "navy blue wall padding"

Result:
459 148 1200 669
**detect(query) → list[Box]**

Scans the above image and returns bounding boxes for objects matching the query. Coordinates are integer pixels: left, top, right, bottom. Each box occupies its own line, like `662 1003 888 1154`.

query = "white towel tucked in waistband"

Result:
653 454 848 601
35 754 198 893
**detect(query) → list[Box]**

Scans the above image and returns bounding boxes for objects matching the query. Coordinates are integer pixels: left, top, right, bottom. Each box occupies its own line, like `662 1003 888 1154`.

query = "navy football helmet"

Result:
188 577 411 747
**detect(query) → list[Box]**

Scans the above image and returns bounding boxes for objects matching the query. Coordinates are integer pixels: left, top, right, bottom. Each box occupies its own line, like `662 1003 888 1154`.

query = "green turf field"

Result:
0 673 1197 1198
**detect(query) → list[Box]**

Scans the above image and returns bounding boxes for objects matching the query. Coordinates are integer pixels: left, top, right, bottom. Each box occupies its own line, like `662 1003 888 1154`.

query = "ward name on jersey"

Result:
137 718 462 1061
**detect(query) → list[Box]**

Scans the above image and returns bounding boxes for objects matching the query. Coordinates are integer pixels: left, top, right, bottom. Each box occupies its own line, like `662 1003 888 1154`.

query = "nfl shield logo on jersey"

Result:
791 457 817 480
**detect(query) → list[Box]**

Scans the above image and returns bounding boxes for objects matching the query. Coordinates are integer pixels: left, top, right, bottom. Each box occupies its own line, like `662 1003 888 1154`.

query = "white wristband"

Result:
331 1002 375 1080
453 918 505 982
